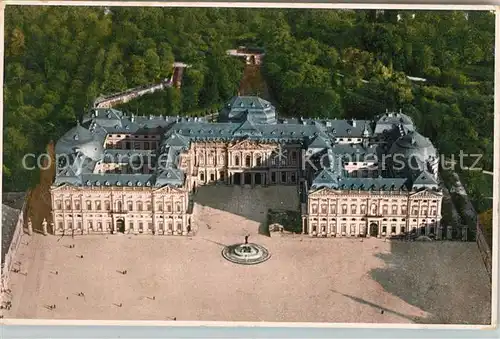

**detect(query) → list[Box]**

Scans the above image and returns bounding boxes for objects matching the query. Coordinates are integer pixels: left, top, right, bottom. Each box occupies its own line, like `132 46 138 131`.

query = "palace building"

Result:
51 96 443 238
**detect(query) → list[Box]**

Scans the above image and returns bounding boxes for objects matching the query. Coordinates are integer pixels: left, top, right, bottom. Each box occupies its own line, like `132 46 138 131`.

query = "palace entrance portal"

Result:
369 222 379 237
116 219 125 233
244 173 252 185
233 173 242 185
255 173 262 185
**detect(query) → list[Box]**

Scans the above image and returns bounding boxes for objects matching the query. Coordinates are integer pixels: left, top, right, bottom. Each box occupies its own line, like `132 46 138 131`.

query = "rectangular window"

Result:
330 222 337 233
311 204 318 214
360 205 366 214
105 201 111 211
341 224 347 233
382 205 388 215
157 204 163 211
400 226 405 233
147 203 152 211
65 200 71 210
95 201 101 211
382 226 387 233
88 221 93 230
401 205 407 214
74 201 80 210
351 205 357 214
271 172 276 183
166 204 172 212
291 173 296 183
210 173 215 181
321 204 328 214
97 222 102 231
350 224 356 234
341 204 347 214
148 223 153 230
128 202 133 211
391 225 397 233
67 221 73 230
129 222 134 230
392 206 398 215
177 222 182 231
330 205 336 214
412 208 418 216
430 208 437 216
176 203 182 212
56 200 62 210
58 222 63 230
281 172 287 183
106 222 111 230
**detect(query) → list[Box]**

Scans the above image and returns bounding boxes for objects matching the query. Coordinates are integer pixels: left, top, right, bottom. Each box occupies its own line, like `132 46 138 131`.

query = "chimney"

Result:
351 119 356 127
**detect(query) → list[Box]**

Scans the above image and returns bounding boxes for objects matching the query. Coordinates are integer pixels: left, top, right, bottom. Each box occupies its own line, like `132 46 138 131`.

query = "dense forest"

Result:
3 7 494 213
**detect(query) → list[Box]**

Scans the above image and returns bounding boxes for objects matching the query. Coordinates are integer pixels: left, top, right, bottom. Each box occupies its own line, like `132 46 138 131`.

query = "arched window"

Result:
245 155 251 167
116 201 122 212
256 156 262 166
235 156 240 166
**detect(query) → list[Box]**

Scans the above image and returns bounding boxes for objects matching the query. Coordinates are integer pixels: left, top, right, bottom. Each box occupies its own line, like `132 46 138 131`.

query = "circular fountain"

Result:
222 242 270 265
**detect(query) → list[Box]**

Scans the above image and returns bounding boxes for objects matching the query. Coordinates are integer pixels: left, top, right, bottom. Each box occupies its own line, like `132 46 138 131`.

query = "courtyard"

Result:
3 186 491 324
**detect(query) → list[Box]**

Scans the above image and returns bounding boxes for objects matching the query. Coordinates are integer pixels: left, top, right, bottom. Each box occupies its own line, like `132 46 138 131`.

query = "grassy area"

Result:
267 209 302 233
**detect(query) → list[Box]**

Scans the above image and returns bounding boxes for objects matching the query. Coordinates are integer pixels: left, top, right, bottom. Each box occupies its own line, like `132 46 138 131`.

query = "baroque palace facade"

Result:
51 96 443 238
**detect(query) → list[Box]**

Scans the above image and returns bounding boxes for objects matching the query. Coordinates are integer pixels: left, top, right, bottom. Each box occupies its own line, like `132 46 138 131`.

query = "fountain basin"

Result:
222 243 270 265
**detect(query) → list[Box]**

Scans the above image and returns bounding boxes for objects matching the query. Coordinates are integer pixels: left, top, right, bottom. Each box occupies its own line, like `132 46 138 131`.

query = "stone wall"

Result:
1 200 26 292
476 220 492 280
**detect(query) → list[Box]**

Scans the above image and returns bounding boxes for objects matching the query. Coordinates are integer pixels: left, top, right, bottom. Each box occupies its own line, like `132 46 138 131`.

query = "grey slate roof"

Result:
218 96 277 124
311 176 409 191
53 95 438 193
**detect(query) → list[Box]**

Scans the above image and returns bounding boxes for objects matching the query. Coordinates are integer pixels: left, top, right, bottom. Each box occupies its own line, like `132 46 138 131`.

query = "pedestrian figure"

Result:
124 270 127 274
153 296 155 300
119 303 122 307
381 310 384 314
66 297 69 300
56 271 58 275
173 317 176 321
244 235 249 244
80 255 84 258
